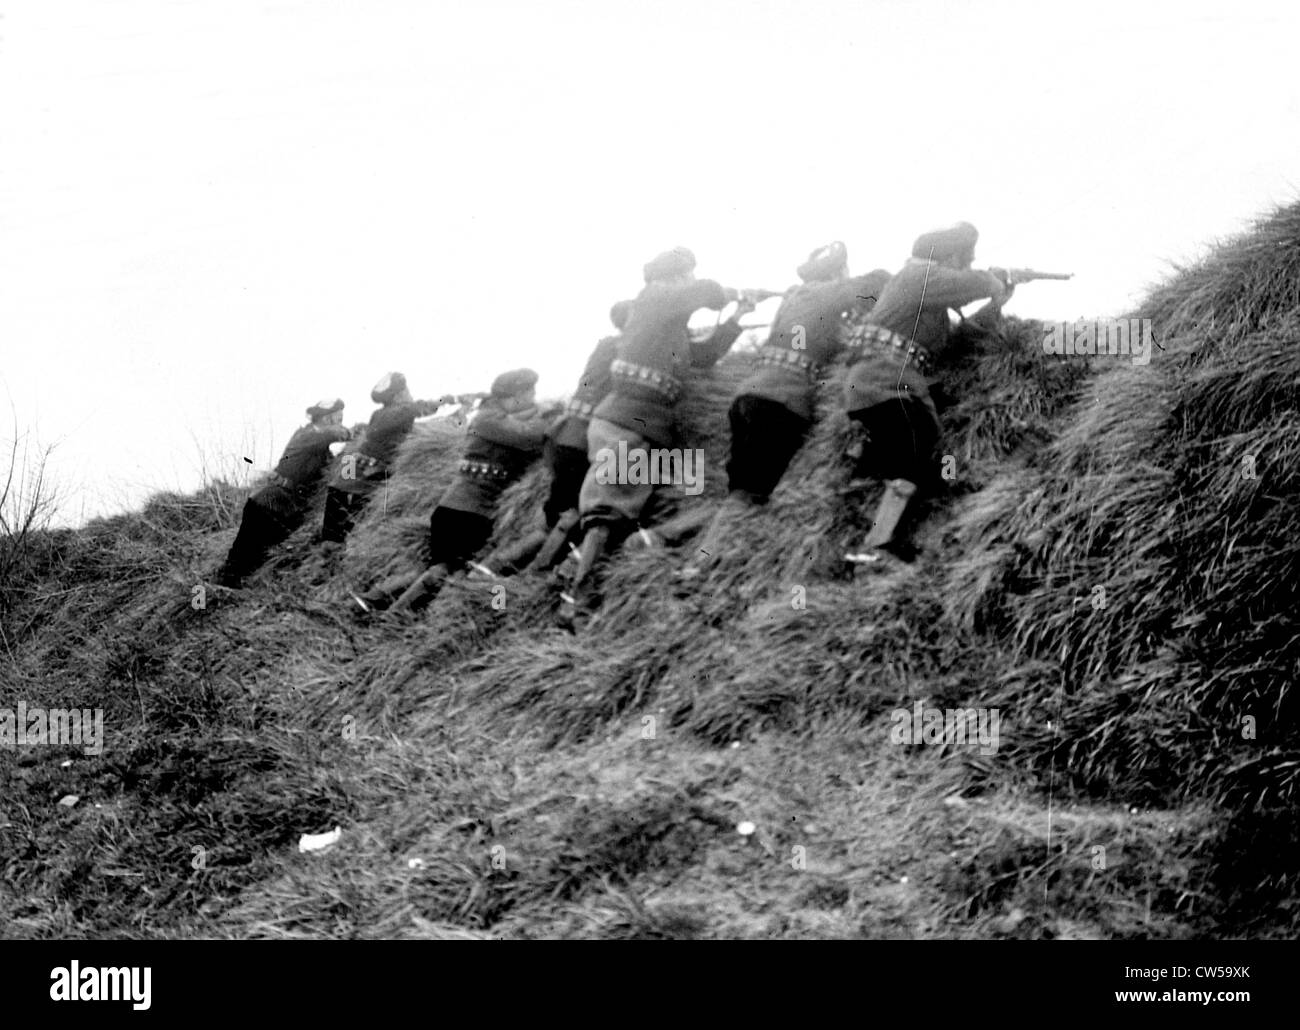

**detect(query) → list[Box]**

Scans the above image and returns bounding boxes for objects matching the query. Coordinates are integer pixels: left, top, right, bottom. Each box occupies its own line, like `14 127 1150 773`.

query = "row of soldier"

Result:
215 221 1020 628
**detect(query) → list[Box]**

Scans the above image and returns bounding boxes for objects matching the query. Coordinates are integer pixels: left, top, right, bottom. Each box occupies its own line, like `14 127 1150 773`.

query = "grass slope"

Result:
2 205 1297 938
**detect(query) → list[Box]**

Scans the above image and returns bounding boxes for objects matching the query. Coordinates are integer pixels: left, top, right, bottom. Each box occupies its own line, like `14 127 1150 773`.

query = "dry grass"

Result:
4 203 1299 938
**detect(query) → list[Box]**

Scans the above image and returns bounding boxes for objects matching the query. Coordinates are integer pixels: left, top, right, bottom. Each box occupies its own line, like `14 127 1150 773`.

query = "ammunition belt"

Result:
564 398 597 420
756 347 817 380
609 359 683 403
846 324 933 375
458 459 512 481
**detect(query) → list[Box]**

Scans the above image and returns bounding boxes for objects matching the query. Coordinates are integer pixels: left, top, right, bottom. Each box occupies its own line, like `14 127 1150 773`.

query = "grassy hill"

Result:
3 205 1297 938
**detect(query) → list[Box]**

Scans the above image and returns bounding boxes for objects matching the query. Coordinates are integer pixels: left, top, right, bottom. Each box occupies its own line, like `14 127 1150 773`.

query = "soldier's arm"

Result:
474 409 548 454
681 278 729 314
843 270 892 313
689 318 744 368
409 398 447 418
917 266 1008 312
961 295 1011 334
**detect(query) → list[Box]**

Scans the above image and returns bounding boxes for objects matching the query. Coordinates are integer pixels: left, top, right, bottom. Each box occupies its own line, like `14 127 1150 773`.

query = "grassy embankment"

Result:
2 204 1297 938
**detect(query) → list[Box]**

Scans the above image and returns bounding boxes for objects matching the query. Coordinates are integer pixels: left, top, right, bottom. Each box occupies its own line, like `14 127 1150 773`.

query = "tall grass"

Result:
4 202 1300 938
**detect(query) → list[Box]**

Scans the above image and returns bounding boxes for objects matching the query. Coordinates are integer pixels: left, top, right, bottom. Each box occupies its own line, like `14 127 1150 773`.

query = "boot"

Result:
356 571 421 611
389 564 449 613
533 510 581 571
556 525 610 630
472 529 548 579
845 478 917 564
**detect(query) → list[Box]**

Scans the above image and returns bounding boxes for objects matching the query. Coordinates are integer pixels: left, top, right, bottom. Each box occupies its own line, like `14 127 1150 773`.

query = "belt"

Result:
458 459 512 480
565 398 597 419
845 324 933 375
755 347 817 380
609 359 684 403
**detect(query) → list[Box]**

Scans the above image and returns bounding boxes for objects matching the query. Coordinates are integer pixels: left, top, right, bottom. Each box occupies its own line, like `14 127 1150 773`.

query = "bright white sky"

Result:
2 0 1298 525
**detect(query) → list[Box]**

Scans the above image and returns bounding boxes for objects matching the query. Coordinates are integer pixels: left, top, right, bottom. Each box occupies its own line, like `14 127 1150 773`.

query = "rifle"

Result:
991 267 1074 286
724 287 786 305
689 289 782 343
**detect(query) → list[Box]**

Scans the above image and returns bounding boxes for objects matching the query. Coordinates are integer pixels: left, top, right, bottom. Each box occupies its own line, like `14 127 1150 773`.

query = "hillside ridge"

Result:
3 203 1298 938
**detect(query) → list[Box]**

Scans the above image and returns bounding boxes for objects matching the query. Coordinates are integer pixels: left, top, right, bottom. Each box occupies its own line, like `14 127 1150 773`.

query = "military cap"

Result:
371 372 408 404
797 241 848 282
912 222 979 261
643 246 697 283
609 299 634 330
306 397 345 419
490 367 540 399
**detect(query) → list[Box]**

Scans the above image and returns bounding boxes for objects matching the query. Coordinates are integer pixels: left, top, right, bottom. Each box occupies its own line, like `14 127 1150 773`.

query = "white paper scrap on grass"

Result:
298 826 342 853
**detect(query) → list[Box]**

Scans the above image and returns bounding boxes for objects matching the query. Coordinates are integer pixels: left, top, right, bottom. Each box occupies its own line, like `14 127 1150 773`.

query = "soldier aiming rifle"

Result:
681 241 893 578
840 222 1071 567
319 373 452 544
556 246 755 630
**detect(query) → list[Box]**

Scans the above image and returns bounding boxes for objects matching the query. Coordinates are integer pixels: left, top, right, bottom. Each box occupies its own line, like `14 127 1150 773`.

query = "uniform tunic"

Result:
843 259 1003 417
438 402 548 517
219 422 350 585
720 270 893 501
330 399 441 496
591 278 732 448
550 334 621 452
425 401 547 569
255 423 351 517
577 278 737 528
737 270 892 421
841 259 1004 489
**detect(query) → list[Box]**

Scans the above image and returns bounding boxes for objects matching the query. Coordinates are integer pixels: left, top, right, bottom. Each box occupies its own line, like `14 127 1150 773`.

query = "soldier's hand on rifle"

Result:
987 267 1016 305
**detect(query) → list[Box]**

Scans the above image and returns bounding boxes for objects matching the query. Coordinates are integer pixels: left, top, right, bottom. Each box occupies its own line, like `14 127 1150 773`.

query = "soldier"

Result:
216 398 352 587
682 242 893 575
355 368 547 613
471 299 636 578
556 246 750 627
320 372 447 543
841 222 1011 564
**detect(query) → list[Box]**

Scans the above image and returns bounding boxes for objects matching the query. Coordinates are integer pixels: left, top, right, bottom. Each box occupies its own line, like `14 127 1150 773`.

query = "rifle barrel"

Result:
1009 268 1073 282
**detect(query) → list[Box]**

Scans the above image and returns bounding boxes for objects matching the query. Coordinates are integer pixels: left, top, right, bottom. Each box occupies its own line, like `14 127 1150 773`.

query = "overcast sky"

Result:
2 0 1298 526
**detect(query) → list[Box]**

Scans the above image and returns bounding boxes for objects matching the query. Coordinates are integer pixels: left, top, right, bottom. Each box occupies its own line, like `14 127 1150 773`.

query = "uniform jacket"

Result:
844 259 1002 415
549 333 621 452
438 400 548 517
593 278 734 446
330 399 440 494
254 422 351 516
736 270 892 421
